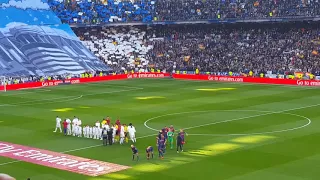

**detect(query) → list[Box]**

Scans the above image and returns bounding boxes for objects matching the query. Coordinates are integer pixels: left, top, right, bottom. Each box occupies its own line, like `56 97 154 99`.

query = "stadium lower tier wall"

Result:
0 73 170 91
173 74 320 87
1 73 320 91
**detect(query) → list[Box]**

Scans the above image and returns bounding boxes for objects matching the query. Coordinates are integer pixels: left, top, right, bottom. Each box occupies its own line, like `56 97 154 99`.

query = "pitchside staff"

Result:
102 127 108 146
176 132 183 153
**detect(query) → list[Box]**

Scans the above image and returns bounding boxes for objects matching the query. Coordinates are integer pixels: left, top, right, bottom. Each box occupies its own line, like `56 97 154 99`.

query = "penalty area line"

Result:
0 133 156 167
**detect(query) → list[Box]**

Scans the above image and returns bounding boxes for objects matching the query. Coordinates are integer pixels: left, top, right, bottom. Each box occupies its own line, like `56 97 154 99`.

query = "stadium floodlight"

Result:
0 76 6 92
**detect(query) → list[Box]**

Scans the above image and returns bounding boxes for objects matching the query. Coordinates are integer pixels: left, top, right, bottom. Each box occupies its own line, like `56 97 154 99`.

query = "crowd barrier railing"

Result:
0 73 170 91
173 74 320 86
1 73 319 91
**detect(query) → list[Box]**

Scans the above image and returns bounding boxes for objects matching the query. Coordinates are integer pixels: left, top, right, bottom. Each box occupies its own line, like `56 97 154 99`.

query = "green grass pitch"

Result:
0 78 319 180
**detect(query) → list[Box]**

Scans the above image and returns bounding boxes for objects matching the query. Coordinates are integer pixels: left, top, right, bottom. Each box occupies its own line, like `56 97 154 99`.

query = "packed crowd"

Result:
77 26 151 72
48 0 156 24
73 22 320 76
49 0 320 24
155 0 320 21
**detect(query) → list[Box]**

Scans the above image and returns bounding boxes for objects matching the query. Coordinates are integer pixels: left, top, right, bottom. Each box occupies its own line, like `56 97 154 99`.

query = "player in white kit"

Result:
112 124 117 143
66 118 71 135
95 121 101 140
83 125 87 138
119 125 125 144
79 126 83 137
92 126 97 139
89 126 93 138
72 116 78 136
53 116 62 133
86 125 90 138
77 119 82 137
128 123 136 143
98 127 103 140
95 121 101 128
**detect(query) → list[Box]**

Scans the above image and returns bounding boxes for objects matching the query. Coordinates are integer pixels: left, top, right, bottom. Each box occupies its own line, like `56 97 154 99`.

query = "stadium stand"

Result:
155 0 320 21
77 26 152 72
73 22 320 76
49 0 320 24
48 0 156 24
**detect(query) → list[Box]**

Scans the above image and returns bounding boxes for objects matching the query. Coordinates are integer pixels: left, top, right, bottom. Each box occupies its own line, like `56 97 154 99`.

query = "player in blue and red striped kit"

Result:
146 146 154 160
179 129 187 147
131 145 139 161
158 129 168 153
157 135 166 159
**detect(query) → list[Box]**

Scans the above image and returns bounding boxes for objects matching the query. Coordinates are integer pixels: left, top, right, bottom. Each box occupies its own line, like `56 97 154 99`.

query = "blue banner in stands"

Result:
0 0 110 76
0 0 61 27
0 24 110 76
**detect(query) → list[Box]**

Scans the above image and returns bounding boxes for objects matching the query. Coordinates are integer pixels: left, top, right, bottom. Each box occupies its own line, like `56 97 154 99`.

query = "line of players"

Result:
54 116 136 144
130 126 187 161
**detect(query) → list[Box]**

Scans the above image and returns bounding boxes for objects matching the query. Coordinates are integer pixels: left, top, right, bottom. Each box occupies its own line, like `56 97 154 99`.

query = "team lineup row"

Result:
54 116 187 160
54 116 137 145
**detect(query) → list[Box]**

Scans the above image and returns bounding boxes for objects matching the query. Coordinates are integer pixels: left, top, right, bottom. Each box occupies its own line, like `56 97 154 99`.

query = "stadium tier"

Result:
77 26 152 71
48 0 155 24
73 23 320 76
48 0 320 25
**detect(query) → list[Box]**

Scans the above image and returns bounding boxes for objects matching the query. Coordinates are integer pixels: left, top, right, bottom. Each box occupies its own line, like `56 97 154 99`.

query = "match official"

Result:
107 127 113 145
102 128 108 146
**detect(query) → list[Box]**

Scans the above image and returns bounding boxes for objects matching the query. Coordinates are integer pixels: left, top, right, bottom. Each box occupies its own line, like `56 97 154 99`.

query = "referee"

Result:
102 128 108 146
107 127 113 145
177 134 183 153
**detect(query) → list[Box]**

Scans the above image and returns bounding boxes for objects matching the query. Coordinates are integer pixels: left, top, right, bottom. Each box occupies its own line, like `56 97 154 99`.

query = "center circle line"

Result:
143 110 311 136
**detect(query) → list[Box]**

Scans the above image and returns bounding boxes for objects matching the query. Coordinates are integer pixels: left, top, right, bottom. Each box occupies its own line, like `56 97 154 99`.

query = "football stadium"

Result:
0 0 320 180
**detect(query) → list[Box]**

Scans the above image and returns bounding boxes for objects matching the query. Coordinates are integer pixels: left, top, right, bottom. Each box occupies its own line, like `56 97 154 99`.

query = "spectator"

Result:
48 0 156 24
49 0 320 24
73 22 320 76
76 26 152 73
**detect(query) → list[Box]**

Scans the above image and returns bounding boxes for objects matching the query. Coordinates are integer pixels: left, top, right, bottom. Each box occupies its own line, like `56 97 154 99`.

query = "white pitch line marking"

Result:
0 133 156 166
144 103 318 134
